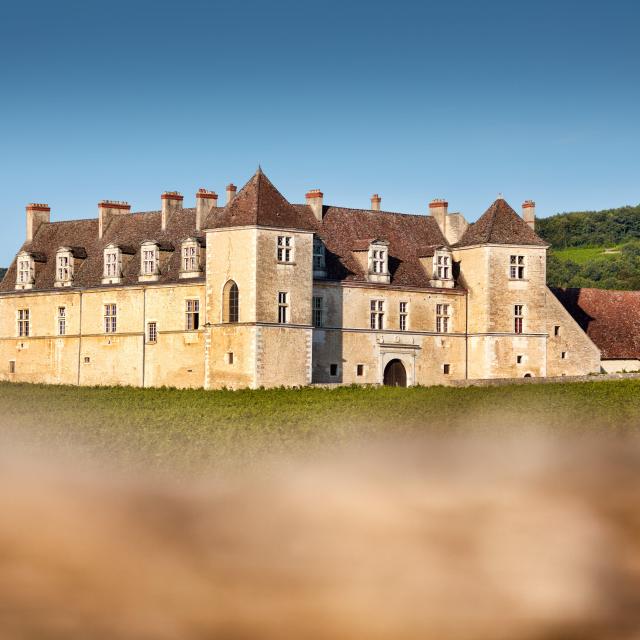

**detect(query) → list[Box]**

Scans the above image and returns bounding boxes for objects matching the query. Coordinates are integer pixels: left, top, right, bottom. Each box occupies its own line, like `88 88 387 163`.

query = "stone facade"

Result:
0 169 602 389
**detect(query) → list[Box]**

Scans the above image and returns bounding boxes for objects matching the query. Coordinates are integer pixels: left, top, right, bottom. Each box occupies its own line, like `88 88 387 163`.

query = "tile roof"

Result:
211 168 317 232
552 287 640 359
455 198 548 247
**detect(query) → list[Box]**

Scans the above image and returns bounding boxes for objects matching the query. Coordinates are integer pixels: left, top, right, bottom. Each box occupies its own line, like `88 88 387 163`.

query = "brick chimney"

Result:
98 201 131 239
306 189 323 222
226 183 237 205
429 199 448 237
371 194 381 211
522 200 536 230
26 203 50 242
195 189 218 231
161 191 183 231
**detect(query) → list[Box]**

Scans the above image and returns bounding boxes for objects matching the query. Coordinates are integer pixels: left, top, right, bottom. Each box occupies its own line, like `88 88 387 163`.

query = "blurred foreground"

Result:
1 434 640 640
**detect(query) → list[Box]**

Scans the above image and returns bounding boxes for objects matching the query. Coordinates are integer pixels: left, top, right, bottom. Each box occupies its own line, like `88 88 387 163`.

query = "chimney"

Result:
161 191 183 231
306 189 324 222
522 200 536 230
195 189 218 231
98 200 131 239
26 203 51 242
226 183 237 205
371 194 381 211
429 199 448 236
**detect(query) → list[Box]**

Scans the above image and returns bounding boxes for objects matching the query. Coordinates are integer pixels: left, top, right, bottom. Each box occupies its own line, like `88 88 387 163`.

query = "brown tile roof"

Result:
300 204 450 287
455 198 548 247
552 287 640 359
211 168 317 232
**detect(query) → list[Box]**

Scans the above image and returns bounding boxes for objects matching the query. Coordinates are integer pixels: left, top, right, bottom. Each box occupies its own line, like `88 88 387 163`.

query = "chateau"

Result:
0 169 603 389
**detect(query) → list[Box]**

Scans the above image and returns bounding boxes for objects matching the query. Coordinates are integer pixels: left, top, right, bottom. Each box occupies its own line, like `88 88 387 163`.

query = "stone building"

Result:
0 169 601 389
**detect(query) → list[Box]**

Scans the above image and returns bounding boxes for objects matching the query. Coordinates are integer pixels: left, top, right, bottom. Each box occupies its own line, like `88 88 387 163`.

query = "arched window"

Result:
223 280 239 323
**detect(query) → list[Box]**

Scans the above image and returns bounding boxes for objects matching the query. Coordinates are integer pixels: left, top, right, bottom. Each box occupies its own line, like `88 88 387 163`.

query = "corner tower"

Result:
204 169 317 388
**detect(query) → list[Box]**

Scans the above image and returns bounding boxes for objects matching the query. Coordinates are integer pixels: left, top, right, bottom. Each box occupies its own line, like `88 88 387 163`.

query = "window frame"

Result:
313 236 326 273
312 295 324 328
514 304 524 334
141 242 159 276
277 235 294 263
16 252 35 288
147 321 157 344
278 291 289 324
185 299 200 331
436 252 452 280
55 249 74 285
436 303 451 333
181 240 201 275
104 246 122 279
510 255 526 280
370 299 384 330
57 306 66 336
17 308 30 337
104 303 117 334
399 301 408 331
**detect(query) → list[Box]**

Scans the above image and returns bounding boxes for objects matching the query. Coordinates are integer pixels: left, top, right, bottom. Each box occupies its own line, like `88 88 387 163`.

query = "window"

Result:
554 325 560 336
277 236 293 262
186 300 200 331
227 352 234 365
443 364 450 375
330 364 338 376
17 253 34 286
370 299 384 330
313 296 324 327
141 244 158 275
84 356 91 364
561 351 567 359
56 250 73 284
399 301 408 331
147 322 157 343
516 355 523 364
510 255 525 279
104 304 117 333
105 249 120 278
371 248 387 274
313 237 326 273
436 254 451 279
18 309 30 337
57 307 66 336
356 364 364 377
436 304 450 333
182 242 200 273
278 292 289 324
223 281 239 323
9 361 15 374
514 305 524 334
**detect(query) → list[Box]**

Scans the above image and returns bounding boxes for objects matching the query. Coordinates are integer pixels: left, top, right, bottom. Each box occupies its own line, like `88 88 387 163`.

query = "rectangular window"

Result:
510 255 525 279
105 251 119 277
399 301 408 331
9 360 15 374
227 352 234 365
313 237 325 271
516 355 523 364
183 245 198 271
370 299 384 330
561 351 567 359
147 321 157 343
57 254 71 282
443 364 450 375
17 309 30 337
356 364 364 377
104 304 117 333
554 325 560 336
18 258 31 284
84 356 90 364
371 248 386 274
57 307 66 336
436 304 450 333
514 304 524 334
277 236 293 262
437 255 451 279
278 292 289 324
312 296 324 327
142 248 157 275
330 363 338 376
186 300 200 331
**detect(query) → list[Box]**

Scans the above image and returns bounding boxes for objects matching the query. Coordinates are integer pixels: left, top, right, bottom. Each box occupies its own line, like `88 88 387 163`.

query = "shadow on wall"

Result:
312 285 343 384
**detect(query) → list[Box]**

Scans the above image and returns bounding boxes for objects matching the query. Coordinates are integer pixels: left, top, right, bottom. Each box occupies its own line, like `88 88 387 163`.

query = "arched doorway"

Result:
383 359 407 387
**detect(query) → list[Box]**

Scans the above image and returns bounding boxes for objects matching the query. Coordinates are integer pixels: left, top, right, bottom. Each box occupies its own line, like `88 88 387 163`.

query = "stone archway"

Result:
383 359 407 387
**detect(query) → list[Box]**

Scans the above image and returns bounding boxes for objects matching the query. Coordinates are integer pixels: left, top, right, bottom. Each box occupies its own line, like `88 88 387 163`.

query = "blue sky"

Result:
1 0 639 264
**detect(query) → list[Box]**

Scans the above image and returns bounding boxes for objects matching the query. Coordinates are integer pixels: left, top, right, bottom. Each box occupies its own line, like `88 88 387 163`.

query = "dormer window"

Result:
140 242 160 281
16 252 35 290
366 240 390 284
313 236 327 278
103 245 123 285
429 248 455 289
179 238 203 278
55 248 74 287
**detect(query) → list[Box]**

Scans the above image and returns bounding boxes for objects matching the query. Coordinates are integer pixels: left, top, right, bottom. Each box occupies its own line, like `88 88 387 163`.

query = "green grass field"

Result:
1 380 639 471
552 245 621 264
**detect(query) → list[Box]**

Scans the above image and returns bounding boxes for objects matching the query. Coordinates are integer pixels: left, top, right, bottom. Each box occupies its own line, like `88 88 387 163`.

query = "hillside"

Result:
537 205 640 290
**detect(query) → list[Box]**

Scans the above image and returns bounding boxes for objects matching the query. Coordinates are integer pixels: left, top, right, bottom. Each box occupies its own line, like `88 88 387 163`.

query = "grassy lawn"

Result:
1 380 639 471
552 245 621 264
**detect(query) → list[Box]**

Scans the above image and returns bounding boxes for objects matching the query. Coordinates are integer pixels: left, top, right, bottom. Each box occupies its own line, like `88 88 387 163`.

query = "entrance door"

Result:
383 359 407 387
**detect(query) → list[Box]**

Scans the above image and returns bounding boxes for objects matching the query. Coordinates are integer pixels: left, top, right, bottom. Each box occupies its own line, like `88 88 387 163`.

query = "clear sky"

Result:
1 0 639 264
